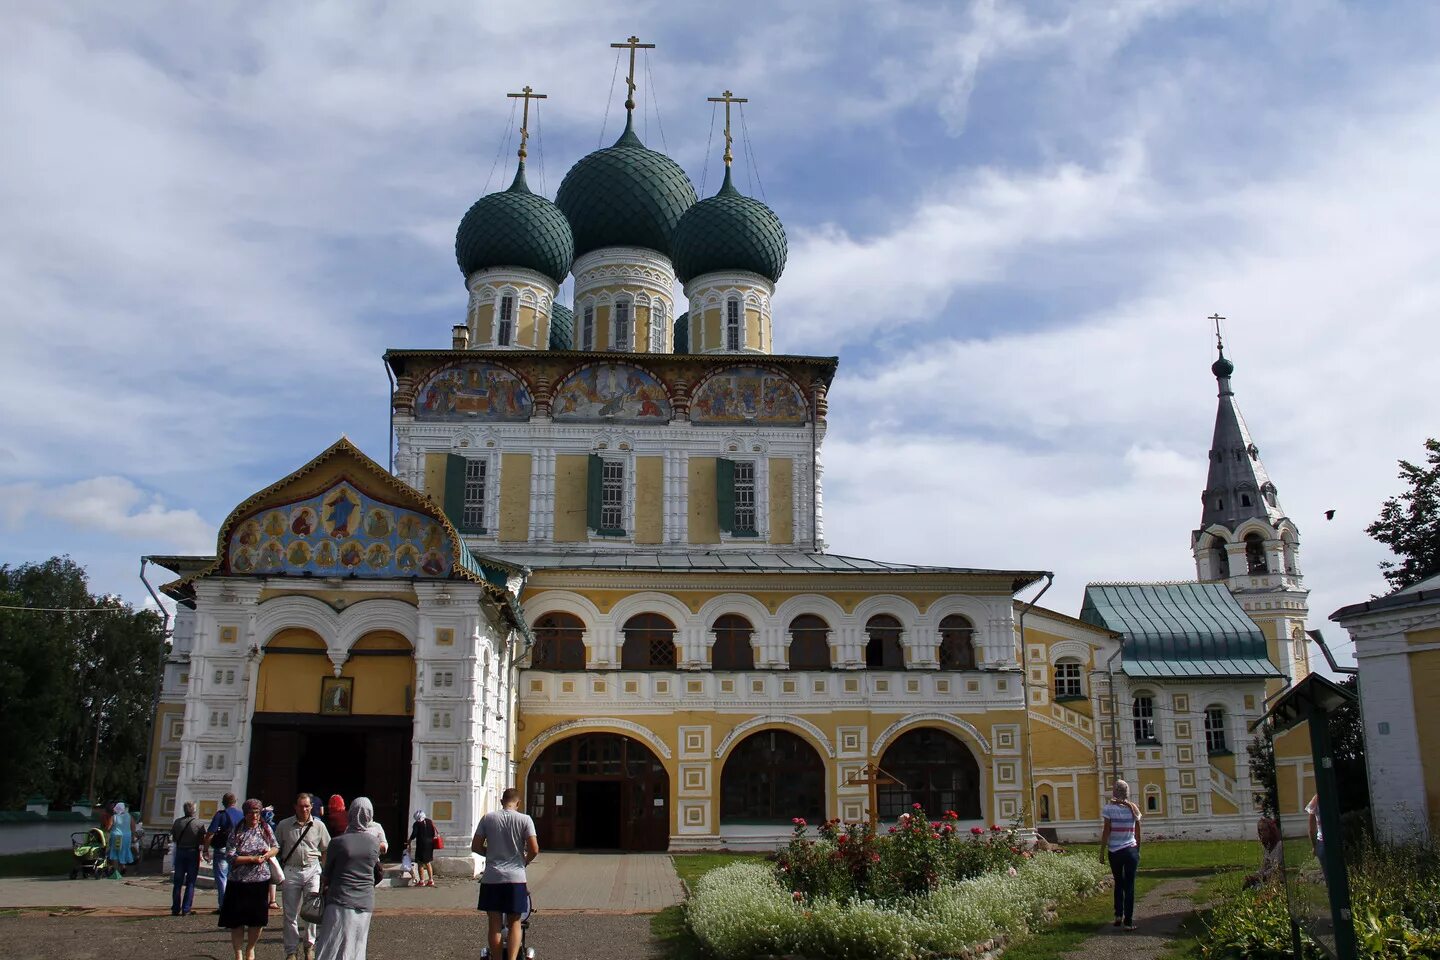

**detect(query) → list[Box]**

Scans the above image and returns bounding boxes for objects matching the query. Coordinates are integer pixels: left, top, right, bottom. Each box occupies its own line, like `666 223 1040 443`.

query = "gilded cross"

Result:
610 35 655 112
843 762 905 826
706 89 749 167
506 85 547 161
1208 312 1226 352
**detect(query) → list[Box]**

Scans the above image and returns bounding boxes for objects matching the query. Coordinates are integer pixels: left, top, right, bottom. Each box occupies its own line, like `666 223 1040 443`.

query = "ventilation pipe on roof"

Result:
452 323 471 351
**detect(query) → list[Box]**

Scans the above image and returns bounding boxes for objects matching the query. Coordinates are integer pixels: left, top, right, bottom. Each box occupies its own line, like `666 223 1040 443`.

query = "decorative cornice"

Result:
519 717 673 761
713 714 835 759
871 713 993 756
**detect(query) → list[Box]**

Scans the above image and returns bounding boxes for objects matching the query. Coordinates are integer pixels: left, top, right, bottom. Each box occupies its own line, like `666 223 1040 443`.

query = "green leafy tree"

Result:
1328 675 1369 815
1366 437 1440 592
1247 731 1278 819
0 558 165 810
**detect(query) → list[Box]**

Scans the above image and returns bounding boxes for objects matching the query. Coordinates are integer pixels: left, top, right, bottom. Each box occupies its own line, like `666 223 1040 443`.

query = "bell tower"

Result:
1190 320 1311 682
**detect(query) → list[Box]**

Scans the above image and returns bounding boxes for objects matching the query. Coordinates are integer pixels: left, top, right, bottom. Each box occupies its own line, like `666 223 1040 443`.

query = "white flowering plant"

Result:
688 850 1108 960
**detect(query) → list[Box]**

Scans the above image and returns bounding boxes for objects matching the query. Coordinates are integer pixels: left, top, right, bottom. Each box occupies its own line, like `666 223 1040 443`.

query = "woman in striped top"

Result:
1099 779 1142 931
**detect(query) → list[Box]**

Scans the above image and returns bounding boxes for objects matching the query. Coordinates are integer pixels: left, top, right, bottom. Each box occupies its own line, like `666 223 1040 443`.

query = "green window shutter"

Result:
444 453 467 529
586 453 603 531
716 458 735 534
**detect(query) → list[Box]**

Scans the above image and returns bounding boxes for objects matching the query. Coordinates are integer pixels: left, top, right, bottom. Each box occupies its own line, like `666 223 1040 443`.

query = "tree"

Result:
1247 731 1278 819
1328 675 1369 815
1366 438 1440 592
0 558 165 810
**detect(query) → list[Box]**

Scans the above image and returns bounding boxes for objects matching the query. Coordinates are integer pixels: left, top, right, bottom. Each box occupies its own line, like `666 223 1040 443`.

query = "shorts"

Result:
477 882 529 916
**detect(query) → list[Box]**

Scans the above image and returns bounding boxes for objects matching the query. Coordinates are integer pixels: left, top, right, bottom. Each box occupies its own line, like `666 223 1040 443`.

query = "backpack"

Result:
211 809 236 849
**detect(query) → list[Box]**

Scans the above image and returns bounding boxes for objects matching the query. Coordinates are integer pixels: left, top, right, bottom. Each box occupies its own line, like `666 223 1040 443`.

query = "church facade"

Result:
142 45 1315 864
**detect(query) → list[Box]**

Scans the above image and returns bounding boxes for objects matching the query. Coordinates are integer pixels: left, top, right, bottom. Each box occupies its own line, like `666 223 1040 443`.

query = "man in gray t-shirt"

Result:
472 788 538 960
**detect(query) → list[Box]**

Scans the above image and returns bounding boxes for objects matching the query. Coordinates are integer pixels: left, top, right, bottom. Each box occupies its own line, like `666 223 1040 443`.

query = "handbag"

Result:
432 820 445 850
267 857 285 884
300 891 325 925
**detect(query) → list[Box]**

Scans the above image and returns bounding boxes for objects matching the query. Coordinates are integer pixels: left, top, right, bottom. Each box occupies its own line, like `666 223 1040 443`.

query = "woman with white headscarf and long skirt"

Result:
314 797 382 960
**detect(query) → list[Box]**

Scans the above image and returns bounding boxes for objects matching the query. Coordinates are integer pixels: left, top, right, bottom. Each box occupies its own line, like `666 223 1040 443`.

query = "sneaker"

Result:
1124 922 1137 931
1112 918 1122 927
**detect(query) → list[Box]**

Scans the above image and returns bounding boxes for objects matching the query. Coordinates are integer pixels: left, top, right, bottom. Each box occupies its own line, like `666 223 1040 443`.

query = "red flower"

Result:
932 832 942 840
912 803 923 810
990 824 1002 832
792 817 807 827
837 835 848 844
970 826 984 835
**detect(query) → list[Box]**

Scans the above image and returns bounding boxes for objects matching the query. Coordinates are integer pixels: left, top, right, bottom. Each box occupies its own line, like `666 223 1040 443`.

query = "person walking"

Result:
276 792 331 960
325 795 348 837
1099 779 1142 931
170 802 207 916
107 802 135 879
407 810 437 887
262 806 279 909
472 788 539 960
218 799 280 960
313 797 382 960
204 793 243 910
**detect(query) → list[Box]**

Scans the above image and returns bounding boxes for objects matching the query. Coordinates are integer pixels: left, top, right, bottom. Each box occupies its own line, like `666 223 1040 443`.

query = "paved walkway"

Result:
1061 876 1202 960
0 853 682 916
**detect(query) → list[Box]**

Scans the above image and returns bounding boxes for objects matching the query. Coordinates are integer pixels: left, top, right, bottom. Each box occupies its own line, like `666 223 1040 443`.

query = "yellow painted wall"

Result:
1211 753 1237 778
423 451 447 501
473 302 494 344
499 453 532 542
634 456 664 544
1409 627 1440 645
1211 791 1238 815
635 304 652 352
702 307 722 351
745 306 762 351
518 304 538 348
256 629 414 716
689 457 720 544
553 454 589 542
769 457 793 544
1408 646 1440 837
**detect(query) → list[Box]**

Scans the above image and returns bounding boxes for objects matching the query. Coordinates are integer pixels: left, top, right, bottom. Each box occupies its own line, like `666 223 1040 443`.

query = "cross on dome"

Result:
610 35 655 115
506 85 547 162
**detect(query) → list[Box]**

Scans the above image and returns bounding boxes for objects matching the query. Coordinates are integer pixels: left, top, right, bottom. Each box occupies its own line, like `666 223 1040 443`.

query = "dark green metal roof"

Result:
549 303 574 351
555 118 698 260
1081 581 1282 679
673 311 689 353
671 168 787 284
456 162 575 284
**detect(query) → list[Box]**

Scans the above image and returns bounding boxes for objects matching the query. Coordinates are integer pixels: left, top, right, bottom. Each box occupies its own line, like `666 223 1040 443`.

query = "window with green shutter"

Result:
716 458 757 536
587 454 625 536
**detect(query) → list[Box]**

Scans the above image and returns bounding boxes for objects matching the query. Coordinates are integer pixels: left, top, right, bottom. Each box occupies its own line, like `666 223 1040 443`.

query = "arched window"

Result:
621 613 676 670
720 729 824 823
1204 706 1228 753
877 728 981 820
788 614 830 670
1245 533 1268 574
864 614 905 669
1132 692 1156 743
1210 536 1230 578
1283 537 1299 576
1053 658 1084 699
650 301 666 352
1144 784 1161 814
580 304 595 350
938 615 977 670
497 293 515 346
725 297 742 351
1038 791 1052 822
711 614 755 670
612 298 632 352
531 612 585 669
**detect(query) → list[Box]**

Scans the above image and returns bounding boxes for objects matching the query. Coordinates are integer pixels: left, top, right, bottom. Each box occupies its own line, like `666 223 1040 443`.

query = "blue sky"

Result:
4 1 1439 669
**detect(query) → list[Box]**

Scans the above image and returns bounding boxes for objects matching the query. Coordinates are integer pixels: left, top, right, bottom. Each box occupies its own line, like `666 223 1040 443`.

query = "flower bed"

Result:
686 810 1108 960
1199 840 1440 960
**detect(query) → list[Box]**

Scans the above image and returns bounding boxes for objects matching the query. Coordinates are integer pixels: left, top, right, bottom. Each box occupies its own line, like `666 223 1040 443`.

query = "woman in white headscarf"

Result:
314 797 382 960
107 802 135 878
407 810 438 887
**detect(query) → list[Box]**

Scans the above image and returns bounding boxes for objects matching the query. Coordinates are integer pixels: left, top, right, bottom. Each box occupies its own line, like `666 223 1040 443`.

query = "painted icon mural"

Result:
691 366 808 424
228 481 454 578
414 362 532 421
552 363 671 422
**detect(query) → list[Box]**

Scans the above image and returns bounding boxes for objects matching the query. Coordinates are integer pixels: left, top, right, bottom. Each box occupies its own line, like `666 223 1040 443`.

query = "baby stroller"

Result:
69 827 109 879
480 890 536 960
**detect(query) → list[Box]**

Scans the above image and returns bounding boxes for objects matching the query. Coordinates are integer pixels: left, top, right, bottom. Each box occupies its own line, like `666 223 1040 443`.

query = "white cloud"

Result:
1 476 213 552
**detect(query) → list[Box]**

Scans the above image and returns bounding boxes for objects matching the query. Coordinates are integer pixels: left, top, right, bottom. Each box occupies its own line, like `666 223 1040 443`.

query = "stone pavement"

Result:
1060 876 1203 960
0 852 682 915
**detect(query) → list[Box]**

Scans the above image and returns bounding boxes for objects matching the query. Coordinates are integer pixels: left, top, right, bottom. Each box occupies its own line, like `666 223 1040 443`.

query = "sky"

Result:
4 0 1439 671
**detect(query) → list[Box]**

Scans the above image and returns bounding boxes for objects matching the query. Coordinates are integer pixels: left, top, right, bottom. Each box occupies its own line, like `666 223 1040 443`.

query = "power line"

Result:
0 603 139 614
598 49 621 149
700 101 717 197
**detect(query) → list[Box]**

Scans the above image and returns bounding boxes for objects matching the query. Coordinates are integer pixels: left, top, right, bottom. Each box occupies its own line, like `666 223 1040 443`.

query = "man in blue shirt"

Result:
201 793 242 910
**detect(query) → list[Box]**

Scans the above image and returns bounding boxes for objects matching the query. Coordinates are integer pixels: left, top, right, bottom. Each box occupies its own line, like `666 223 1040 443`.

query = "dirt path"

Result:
1061 876 1202 960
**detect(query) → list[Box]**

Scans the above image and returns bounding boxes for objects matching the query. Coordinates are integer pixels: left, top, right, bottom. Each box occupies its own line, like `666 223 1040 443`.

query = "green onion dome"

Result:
555 119 698 260
549 302 574 351
456 163 575 285
1212 353 1235 378
670 168 787 285
673 311 689 353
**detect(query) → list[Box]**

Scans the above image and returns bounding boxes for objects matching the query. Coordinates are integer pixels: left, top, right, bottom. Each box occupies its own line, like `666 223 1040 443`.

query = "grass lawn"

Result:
0 849 75 878
652 853 766 960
